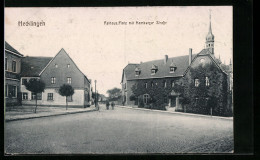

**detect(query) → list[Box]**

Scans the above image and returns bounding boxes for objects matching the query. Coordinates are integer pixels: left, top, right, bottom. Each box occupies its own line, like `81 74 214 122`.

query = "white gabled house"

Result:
20 48 92 108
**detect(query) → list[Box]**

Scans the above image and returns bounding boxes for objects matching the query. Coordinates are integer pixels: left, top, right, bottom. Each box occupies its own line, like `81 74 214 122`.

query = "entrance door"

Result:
170 97 176 107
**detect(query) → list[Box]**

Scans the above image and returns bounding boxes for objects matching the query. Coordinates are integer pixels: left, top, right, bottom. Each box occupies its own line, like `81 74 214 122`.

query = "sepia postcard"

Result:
4 6 234 154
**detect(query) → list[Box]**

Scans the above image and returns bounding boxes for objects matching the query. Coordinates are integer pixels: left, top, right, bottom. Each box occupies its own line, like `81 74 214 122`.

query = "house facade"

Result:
121 15 233 116
20 48 92 107
5 42 24 106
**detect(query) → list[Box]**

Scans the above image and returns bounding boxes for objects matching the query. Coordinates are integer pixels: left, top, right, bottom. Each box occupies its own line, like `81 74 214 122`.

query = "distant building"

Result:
20 49 92 107
121 14 233 116
5 42 24 106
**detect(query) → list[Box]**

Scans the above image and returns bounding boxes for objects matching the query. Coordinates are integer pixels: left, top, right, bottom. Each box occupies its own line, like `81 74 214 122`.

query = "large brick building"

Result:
121 14 233 115
20 48 92 107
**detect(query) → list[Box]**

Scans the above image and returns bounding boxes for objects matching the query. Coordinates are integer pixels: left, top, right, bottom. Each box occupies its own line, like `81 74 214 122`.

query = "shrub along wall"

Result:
182 63 232 116
130 77 183 110
130 63 231 116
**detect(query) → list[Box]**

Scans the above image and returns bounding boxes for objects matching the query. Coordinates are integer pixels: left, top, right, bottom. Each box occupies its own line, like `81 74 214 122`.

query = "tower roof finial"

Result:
206 9 214 42
209 9 212 34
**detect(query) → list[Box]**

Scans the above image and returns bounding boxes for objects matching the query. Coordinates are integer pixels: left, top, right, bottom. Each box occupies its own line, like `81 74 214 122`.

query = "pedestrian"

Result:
106 101 110 110
111 102 115 110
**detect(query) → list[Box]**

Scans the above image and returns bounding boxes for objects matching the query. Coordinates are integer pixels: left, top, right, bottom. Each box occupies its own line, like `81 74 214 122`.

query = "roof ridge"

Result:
24 56 53 58
140 54 196 64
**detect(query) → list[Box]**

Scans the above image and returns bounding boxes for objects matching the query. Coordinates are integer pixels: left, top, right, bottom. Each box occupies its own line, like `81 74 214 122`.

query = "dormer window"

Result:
135 67 141 76
170 61 177 73
170 67 176 73
151 64 158 75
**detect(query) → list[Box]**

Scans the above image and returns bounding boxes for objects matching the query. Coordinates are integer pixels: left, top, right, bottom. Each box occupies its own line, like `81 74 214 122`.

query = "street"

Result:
5 105 233 154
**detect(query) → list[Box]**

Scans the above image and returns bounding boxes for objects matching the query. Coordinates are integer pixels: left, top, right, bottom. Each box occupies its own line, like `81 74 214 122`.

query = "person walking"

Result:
106 101 110 110
111 102 115 110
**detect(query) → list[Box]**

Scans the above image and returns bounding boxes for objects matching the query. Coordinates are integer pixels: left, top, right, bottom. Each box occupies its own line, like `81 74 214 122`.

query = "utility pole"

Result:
94 80 97 108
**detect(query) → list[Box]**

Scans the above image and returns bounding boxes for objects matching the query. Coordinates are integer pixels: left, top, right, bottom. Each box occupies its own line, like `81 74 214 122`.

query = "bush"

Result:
138 100 144 108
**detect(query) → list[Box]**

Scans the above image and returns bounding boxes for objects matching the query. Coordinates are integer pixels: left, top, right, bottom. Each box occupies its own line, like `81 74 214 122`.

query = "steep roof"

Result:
39 48 91 83
21 56 53 77
123 54 196 81
5 42 24 57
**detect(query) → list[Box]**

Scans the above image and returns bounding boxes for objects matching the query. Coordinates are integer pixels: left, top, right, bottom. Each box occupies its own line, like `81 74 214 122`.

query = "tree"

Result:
58 84 74 110
25 78 45 113
106 87 122 102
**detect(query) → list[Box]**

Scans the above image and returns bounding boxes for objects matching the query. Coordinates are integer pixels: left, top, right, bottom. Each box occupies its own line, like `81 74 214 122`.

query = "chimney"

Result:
189 48 192 65
164 55 168 64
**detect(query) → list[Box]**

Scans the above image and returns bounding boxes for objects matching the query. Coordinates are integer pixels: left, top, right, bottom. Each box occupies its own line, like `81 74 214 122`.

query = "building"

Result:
5 42 24 106
121 14 233 116
20 48 92 107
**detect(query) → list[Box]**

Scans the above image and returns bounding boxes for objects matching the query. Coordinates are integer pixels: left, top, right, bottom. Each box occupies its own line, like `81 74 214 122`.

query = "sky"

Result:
5 6 232 96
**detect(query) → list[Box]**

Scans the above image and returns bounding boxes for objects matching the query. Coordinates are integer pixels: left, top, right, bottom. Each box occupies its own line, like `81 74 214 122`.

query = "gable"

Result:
40 49 87 88
184 49 227 76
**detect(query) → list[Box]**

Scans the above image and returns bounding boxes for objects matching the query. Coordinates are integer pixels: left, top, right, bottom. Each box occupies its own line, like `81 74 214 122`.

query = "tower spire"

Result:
206 9 215 55
209 9 212 34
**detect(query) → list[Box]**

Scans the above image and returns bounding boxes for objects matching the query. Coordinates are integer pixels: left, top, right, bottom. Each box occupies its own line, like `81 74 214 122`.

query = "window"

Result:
194 78 200 87
205 97 209 106
195 97 199 105
5 58 7 70
5 85 7 97
8 85 16 98
22 92 28 100
151 69 156 75
67 64 70 68
143 94 150 104
200 58 205 64
145 82 148 88
171 81 175 88
22 78 27 85
47 93 53 100
163 81 167 88
67 95 73 102
164 96 168 103
135 71 140 76
170 67 175 73
51 77 56 84
12 60 16 72
205 77 210 86
31 93 42 100
124 83 127 89
67 77 72 84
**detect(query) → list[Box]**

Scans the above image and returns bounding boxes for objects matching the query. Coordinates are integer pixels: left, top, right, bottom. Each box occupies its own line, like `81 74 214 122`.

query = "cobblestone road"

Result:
5 105 233 154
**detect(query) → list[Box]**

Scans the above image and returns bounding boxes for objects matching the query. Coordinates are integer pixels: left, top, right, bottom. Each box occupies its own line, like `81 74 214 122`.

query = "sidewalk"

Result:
5 105 97 122
117 105 233 120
